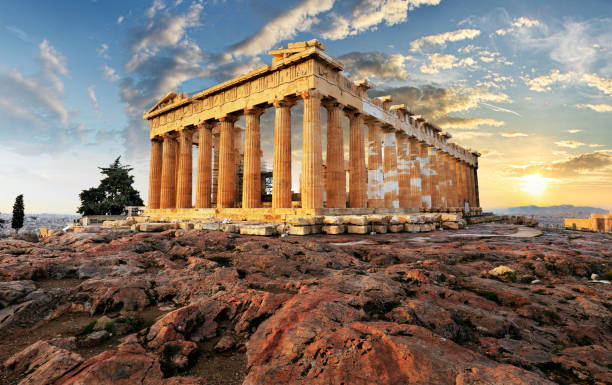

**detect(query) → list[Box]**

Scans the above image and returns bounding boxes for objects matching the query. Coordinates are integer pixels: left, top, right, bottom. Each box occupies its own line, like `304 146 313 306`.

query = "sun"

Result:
520 174 549 196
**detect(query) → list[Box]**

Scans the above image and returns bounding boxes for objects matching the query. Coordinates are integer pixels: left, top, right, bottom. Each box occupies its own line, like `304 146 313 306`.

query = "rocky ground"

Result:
0 223 610 385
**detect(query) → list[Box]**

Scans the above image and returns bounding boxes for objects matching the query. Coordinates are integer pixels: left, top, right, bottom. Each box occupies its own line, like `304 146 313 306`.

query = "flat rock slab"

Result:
240 225 276 236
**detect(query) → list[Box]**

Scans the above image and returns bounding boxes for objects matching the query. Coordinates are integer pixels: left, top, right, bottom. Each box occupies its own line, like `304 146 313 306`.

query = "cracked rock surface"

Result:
0 223 610 384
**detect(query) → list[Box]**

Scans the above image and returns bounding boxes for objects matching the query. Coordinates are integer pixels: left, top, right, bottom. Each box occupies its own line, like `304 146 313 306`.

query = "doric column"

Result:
450 157 460 208
418 141 431 210
148 136 163 209
301 90 324 209
474 166 480 208
217 115 239 208
428 146 440 210
160 133 178 209
408 137 421 209
211 132 220 205
347 110 366 208
174 139 180 205
195 122 214 208
396 132 410 208
382 126 399 208
272 98 296 208
366 119 384 208
437 150 447 210
457 160 466 209
465 163 473 209
464 161 471 209
444 153 454 208
176 127 194 209
243 107 264 208
324 100 346 208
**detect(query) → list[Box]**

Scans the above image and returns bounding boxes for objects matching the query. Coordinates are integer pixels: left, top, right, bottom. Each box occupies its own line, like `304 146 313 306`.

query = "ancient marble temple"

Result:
143 40 481 222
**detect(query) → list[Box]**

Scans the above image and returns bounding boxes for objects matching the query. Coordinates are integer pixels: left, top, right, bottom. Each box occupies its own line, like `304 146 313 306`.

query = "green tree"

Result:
12 194 24 234
77 157 144 215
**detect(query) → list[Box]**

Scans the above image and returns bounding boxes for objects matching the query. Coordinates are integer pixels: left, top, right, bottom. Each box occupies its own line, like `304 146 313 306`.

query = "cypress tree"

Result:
12 194 25 234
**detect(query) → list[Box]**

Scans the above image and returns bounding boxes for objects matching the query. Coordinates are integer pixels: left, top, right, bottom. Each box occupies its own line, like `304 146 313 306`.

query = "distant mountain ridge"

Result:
492 205 608 216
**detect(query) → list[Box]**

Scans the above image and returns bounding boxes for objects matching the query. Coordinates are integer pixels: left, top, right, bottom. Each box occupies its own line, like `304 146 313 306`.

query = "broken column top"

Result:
269 39 326 65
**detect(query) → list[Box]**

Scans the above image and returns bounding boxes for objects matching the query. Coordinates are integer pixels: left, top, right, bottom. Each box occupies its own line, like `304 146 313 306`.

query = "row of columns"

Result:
148 90 479 211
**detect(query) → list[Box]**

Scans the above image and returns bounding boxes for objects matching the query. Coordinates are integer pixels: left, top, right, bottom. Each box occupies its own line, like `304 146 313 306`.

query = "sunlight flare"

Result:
520 174 550 196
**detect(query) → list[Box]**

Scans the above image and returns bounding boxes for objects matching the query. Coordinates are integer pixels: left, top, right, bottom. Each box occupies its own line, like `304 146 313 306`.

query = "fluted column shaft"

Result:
474 167 480 207
243 108 264 208
347 111 366 208
301 90 323 209
457 160 466 209
428 147 440 210
217 116 238 208
419 142 431 209
367 120 384 208
325 101 346 208
383 128 399 208
396 133 410 208
176 128 194 208
148 137 163 209
272 99 295 208
211 133 220 205
174 140 180 205
160 134 177 209
437 151 448 209
195 123 213 208
444 154 455 208
408 137 421 209
450 157 459 207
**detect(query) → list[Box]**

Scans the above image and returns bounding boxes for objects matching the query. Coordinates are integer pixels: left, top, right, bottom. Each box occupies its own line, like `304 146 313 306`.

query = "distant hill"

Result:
489 205 609 226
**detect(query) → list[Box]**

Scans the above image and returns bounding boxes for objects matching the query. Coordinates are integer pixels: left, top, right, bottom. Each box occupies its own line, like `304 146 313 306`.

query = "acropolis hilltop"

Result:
143 40 481 225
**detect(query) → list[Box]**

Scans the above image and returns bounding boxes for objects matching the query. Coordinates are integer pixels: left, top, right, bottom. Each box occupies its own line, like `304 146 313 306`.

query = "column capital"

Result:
219 114 240 123
321 98 344 110
380 123 395 133
299 89 322 101
273 97 297 109
179 126 196 135
244 106 265 117
343 108 362 119
151 135 163 142
198 120 217 130
162 131 178 140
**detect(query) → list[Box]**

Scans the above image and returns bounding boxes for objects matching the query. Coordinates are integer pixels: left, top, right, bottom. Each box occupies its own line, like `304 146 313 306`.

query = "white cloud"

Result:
575 103 612 112
339 52 411 81
526 69 576 92
555 140 585 149
38 39 68 93
581 73 612 96
567 129 582 133
420 53 478 74
97 43 109 59
495 16 540 36
451 131 493 140
501 132 527 137
438 117 505 129
87 86 99 113
410 28 480 52
232 0 334 57
117 15 124 24
102 64 120 82
322 0 441 40
146 0 165 18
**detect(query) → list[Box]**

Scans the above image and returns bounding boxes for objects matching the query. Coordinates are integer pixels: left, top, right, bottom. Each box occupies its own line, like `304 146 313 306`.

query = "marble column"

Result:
474 166 480 208
174 138 180 206
211 132 220 205
347 110 366 208
324 101 346 208
408 137 421 209
428 146 440 210
272 98 295 208
366 119 384 208
382 127 399 208
450 157 460 208
444 154 455 208
301 90 324 209
160 133 177 209
148 137 163 209
396 132 411 208
457 160 466 209
437 150 447 209
176 128 194 209
217 115 239 208
195 122 213 208
419 142 431 210
243 107 264 208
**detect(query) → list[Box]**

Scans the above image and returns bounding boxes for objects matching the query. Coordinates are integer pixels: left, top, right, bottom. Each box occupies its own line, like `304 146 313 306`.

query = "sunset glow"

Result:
520 174 550 197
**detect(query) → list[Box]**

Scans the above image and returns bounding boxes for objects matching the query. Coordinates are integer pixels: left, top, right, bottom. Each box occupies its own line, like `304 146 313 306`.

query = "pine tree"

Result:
12 194 25 234
77 157 144 215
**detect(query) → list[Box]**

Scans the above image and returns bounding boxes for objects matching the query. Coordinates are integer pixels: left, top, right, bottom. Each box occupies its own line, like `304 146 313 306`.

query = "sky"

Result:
1 0 611 214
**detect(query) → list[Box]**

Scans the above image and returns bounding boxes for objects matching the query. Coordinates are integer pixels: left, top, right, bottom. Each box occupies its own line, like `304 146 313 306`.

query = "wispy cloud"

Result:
339 51 411 81
410 28 480 52
555 140 585 149
575 103 612 112
437 117 505 129
567 129 582 133
480 102 522 116
5 25 29 41
495 16 539 36
102 64 120 82
501 131 527 137
419 53 477 74
507 151 612 178
87 85 99 114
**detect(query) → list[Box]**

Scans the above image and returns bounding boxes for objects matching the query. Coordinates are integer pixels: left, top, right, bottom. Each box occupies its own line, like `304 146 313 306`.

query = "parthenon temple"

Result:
143 40 481 223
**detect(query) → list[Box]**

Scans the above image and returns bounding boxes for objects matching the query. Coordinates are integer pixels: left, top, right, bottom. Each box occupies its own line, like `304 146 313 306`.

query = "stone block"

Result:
289 226 312 236
196 222 221 231
312 225 323 234
323 216 343 225
179 222 194 230
388 224 404 233
344 216 367 226
440 213 460 222
389 216 402 225
366 215 388 224
140 223 173 232
221 224 239 233
441 221 459 230
131 224 141 232
372 224 388 234
419 223 434 232
404 223 420 233
240 225 276 236
322 225 345 234
287 216 315 226
347 225 370 234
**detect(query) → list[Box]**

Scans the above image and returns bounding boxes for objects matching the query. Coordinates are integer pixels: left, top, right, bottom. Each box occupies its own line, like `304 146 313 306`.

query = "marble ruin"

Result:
564 212 612 233
143 40 481 224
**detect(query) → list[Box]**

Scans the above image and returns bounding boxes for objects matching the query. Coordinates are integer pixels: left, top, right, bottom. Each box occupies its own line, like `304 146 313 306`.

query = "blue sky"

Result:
1 0 611 213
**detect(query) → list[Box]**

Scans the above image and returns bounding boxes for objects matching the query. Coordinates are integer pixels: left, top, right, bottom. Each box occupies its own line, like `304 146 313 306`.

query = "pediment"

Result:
144 92 191 119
